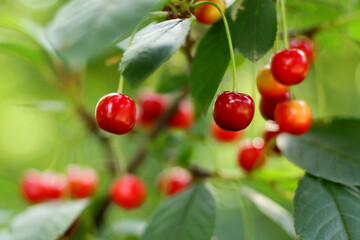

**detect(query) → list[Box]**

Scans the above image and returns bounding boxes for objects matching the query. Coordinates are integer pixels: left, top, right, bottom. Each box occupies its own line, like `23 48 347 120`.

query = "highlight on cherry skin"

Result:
257 65 288 98
95 93 136 135
110 174 147 210
213 91 255 132
270 49 309 86
274 100 313 135
290 37 315 65
193 0 226 25
210 121 243 143
157 167 193 197
238 138 266 173
67 165 98 199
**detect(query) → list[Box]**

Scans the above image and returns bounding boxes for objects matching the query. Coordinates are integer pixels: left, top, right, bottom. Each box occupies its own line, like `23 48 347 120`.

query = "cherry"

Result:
213 91 255 131
193 0 226 25
41 171 67 200
290 38 315 65
263 121 281 154
95 93 136 135
238 138 266 172
270 49 309 86
210 121 242 142
259 91 290 120
157 167 192 196
20 170 47 203
67 165 98 199
274 100 312 135
257 65 288 98
110 174 147 210
168 100 194 129
137 91 168 126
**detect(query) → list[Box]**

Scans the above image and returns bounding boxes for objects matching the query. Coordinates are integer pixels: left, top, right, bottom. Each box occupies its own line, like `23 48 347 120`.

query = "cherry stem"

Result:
192 1 238 92
279 0 289 49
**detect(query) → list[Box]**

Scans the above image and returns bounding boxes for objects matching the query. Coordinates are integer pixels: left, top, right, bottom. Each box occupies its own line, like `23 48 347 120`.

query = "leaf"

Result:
102 219 146 239
7 200 89 240
46 0 162 65
120 19 192 86
141 182 216 240
294 174 360 240
190 18 230 114
277 118 360 186
156 73 188 93
234 0 277 62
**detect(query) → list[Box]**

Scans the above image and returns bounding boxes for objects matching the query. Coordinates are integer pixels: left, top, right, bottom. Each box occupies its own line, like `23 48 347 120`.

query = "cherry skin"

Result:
95 93 136 135
158 167 193 196
194 0 226 25
238 139 266 172
67 165 98 199
213 91 255 131
290 38 315 65
168 100 194 130
41 171 68 200
263 121 282 154
270 49 309 86
274 100 312 135
210 121 242 142
110 174 147 210
257 65 288 98
259 91 290 120
137 91 168 126
20 170 47 203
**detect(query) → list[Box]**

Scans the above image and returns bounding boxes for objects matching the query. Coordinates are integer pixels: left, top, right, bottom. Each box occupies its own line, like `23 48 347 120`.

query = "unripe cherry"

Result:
257 65 288 98
194 0 226 25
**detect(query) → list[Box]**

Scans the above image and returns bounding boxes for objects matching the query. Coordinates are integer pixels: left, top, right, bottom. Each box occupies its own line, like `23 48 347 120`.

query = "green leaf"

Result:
102 219 146 239
6 200 89 240
46 0 162 65
120 19 192 86
294 174 360 240
190 19 230 114
156 73 188 93
234 0 277 62
277 118 360 186
141 182 216 240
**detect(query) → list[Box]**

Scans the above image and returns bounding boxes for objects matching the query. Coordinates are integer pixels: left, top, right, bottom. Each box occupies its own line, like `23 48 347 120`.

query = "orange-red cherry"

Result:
168 100 194 130
238 139 266 172
274 100 312 135
259 92 290 120
210 121 242 142
67 165 98 199
213 91 255 131
271 49 309 86
110 175 147 210
157 167 192 196
194 0 226 25
290 38 315 65
257 65 288 98
95 93 136 135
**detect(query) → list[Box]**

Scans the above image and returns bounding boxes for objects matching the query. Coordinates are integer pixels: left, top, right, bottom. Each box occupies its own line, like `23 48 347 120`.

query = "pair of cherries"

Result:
21 165 98 203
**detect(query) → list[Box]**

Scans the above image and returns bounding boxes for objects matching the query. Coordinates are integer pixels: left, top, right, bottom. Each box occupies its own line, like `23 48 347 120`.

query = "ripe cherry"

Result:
290 38 315 65
21 170 46 203
263 121 281 154
168 100 194 130
257 65 288 98
270 49 309 86
157 167 192 196
193 0 226 25
210 121 242 142
213 91 255 131
95 93 136 135
238 139 266 172
259 91 290 120
274 100 312 135
67 165 98 199
137 91 168 126
110 174 147 210
41 171 68 200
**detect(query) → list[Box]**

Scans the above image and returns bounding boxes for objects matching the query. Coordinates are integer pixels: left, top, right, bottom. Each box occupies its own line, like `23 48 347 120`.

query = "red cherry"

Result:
41 171 67 200
213 91 255 131
110 174 147 210
95 93 136 135
168 100 194 129
137 91 168 126
263 121 281 154
194 0 226 25
238 139 266 172
67 165 98 199
257 65 288 98
290 38 315 65
270 49 309 86
259 92 290 120
210 121 242 142
157 167 192 196
274 100 312 135
20 170 47 203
